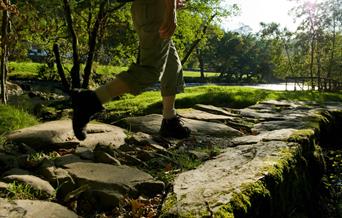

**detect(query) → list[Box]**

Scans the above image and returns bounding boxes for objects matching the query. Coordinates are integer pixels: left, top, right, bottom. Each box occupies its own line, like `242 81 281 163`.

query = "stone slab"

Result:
0 198 78 218
6 120 127 150
122 114 242 138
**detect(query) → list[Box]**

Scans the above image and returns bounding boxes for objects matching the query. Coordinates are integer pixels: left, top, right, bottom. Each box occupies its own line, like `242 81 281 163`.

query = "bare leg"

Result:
162 95 177 119
95 78 131 104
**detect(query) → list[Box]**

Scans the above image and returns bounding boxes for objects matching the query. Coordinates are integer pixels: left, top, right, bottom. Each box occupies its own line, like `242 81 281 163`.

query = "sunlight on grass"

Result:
183 70 220 78
103 85 342 121
0 104 39 134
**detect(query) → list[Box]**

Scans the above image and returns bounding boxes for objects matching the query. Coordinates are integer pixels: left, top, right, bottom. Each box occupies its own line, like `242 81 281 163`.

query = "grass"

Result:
0 104 39 148
103 85 342 121
183 70 220 78
0 104 39 134
8 62 220 79
9 62 41 79
0 181 50 200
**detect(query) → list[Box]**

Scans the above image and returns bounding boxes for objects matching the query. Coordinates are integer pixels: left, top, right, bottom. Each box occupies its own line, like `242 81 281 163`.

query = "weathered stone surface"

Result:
194 104 240 117
1 100 341 217
6 120 127 150
63 162 164 196
3 174 55 197
178 108 235 121
126 132 168 151
231 128 297 145
7 81 24 96
38 159 74 186
252 119 308 133
94 151 121 165
238 108 285 120
122 114 242 138
78 189 123 212
0 182 8 191
0 198 78 218
0 153 18 172
75 146 94 160
54 154 90 167
162 141 297 216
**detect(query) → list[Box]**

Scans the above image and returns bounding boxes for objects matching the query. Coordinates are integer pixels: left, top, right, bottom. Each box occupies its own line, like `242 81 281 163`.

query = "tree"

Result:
290 0 342 90
259 22 295 79
0 0 18 104
175 0 238 67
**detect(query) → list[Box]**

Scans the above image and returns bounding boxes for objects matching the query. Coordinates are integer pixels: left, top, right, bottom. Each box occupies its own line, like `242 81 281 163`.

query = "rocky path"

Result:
1 100 341 217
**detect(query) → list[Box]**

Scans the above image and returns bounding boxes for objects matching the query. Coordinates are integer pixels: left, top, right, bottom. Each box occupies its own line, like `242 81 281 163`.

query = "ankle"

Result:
162 109 176 120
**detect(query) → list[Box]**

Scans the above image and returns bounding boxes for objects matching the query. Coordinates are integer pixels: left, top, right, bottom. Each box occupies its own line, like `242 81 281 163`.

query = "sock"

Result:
162 95 177 119
95 78 130 104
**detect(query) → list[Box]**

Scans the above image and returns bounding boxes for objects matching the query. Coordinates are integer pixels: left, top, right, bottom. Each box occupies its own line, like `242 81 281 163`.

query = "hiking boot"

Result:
71 89 104 141
159 115 191 139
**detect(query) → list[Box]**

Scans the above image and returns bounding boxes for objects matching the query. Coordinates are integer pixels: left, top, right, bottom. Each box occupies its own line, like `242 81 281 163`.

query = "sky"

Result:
220 0 300 33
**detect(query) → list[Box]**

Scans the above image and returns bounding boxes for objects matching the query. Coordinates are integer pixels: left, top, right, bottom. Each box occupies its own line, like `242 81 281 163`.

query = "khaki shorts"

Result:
116 0 184 96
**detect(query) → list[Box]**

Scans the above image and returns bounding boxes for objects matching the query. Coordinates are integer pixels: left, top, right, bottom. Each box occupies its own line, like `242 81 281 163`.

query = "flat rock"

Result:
6 120 126 150
0 198 78 218
63 162 164 196
252 119 308 133
3 174 55 197
238 108 284 120
122 114 242 138
194 104 240 117
178 108 235 121
231 128 297 145
162 141 297 216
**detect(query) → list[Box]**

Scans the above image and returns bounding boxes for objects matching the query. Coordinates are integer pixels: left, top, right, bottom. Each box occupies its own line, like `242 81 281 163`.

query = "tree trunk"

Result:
196 47 205 81
309 35 315 90
327 12 336 80
82 0 107 89
283 42 295 76
53 43 70 92
0 0 9 104
63 0 81 89
316 43 322 91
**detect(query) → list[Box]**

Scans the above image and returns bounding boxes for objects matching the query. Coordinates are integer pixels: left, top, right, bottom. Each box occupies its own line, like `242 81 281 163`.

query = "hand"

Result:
159 0 177 39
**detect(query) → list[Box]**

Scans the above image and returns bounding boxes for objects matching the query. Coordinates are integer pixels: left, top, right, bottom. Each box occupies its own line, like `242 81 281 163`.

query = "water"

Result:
185 82 313 91
244 82 313 91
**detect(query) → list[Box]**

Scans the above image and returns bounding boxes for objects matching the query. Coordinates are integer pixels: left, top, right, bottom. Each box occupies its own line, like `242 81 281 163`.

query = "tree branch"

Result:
63 0 81 88
53 43 70 92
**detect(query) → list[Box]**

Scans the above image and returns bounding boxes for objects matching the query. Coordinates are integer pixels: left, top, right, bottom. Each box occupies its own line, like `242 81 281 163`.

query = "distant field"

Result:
8 62 219 79
183 71 220 78
9 62 41 79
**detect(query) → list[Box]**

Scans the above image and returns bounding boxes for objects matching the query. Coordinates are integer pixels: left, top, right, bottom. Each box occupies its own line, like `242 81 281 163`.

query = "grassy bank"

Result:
0 104 39 137
102 85 342 121
8 62 218 79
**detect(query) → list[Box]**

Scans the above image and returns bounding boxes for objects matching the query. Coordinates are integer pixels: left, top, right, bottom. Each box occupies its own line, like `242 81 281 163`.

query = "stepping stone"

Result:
6 120 127 150
3 174 55 197
63 162 164 197
161 141 296 217
122 114 242 138
0 198 78 218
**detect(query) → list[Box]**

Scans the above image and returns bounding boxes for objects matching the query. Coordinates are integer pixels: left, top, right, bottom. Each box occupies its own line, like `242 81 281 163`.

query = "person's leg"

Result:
162 95 176 119
72 0 169 140
159 41 190 139
95 78 130 104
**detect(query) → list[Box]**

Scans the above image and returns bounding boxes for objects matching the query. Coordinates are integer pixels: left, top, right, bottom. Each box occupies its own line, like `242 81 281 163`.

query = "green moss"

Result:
214 181 270 218
288 129 315 143
160 192 212 218
159 192 177 218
